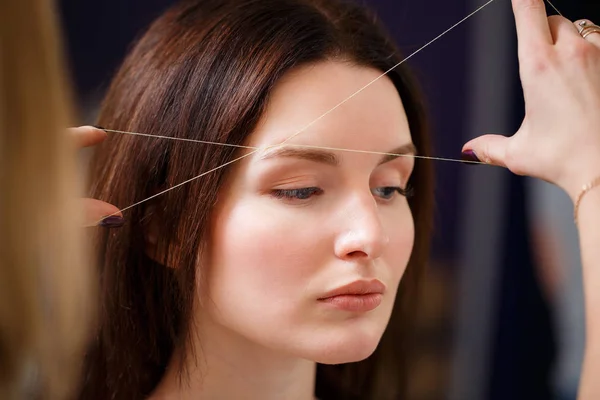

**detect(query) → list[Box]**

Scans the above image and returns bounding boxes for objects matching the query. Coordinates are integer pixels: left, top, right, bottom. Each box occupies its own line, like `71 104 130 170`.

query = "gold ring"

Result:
578 21 600 39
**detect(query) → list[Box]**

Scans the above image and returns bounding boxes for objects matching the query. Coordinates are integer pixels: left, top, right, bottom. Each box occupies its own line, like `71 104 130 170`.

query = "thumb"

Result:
461 134 511 168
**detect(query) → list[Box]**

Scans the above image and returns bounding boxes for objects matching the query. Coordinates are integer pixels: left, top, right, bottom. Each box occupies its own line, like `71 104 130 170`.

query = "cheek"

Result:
207 200 326 317
384 204 415 284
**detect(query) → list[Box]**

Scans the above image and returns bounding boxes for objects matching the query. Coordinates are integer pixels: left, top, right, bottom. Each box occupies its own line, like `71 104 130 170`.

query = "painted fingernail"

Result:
461 150 480 164
98 215 125 228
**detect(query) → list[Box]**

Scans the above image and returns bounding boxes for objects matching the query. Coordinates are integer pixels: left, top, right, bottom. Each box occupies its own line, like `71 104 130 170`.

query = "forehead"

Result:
248 61 413 152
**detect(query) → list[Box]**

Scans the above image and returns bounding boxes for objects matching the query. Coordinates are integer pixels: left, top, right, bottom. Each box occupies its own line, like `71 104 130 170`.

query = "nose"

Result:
334 195 389 261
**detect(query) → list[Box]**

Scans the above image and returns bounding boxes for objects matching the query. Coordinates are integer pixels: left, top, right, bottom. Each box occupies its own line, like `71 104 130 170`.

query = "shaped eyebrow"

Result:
259 142 417 166
377 143 417 165
259 147 339 166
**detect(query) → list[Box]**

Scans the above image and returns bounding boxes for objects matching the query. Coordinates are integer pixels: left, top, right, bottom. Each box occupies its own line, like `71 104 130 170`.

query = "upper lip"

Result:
318 279 386 299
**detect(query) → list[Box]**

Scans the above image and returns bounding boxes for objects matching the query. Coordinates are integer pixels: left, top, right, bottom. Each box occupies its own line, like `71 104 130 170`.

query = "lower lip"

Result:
318 294 383 312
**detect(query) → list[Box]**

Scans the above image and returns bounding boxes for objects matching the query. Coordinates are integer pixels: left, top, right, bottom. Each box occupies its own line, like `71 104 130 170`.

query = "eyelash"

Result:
371 185 414 200
271 187 324 200
270 185 414 201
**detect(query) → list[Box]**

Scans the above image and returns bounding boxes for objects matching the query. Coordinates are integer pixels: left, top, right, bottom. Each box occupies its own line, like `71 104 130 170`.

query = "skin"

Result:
151 61 416 400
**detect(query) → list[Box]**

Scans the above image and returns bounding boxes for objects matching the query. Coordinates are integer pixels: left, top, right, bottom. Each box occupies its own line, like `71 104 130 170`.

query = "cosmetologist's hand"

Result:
71 126 124 228
462 0 600 201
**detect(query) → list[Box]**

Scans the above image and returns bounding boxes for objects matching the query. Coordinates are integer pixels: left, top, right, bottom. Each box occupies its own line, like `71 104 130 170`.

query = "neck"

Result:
150 311 317 400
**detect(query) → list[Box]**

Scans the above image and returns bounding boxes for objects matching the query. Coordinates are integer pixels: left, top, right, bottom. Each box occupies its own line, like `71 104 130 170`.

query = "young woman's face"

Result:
205 61 415 364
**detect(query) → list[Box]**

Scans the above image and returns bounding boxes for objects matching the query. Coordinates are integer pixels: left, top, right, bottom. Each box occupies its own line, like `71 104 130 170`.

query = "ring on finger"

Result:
577 20 600 39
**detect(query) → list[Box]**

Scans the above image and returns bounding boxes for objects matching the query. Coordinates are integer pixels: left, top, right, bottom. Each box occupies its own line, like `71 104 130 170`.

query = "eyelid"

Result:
261 173 321 192
271 180 320 191
372 164 412 187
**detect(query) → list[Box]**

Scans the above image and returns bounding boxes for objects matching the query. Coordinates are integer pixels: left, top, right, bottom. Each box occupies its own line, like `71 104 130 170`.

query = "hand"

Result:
71 126 124 228
462 0 600 201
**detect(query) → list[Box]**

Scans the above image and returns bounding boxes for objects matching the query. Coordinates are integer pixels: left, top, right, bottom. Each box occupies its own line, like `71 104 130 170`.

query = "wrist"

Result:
560 157 600 203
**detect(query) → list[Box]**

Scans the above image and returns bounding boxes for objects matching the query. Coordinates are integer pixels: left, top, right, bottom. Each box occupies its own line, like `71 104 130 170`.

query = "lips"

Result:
318 279 385 312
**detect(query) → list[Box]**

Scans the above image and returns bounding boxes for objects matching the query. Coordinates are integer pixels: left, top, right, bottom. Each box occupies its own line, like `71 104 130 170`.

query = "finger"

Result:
69 126 107 148
461 134 510 168
575 19 600 48
81 198 124 228
548 15 580 44
512 0 553 48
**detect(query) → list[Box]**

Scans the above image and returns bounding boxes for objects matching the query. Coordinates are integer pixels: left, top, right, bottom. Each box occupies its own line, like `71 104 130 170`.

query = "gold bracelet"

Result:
574 176 600 226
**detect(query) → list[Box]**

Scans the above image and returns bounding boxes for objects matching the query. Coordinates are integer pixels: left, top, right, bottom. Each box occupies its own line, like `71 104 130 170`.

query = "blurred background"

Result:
55 0 600 399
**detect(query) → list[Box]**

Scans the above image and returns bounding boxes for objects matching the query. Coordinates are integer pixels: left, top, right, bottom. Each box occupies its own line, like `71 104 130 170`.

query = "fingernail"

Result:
98 215 125 228
461 150 480 164
92 125 106 131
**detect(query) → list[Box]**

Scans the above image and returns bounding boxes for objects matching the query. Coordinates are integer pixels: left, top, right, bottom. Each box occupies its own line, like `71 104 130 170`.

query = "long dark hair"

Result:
80 0 434 399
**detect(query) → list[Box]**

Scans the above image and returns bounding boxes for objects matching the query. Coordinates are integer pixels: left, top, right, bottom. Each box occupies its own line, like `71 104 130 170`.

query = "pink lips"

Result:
318 279 385 312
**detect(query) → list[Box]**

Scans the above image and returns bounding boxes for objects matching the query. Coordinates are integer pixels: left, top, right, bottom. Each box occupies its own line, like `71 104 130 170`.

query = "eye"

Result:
372 185 414 200
271 187 324 201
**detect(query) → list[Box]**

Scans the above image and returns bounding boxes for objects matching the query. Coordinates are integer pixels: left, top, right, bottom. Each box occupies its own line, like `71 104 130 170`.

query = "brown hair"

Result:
81 0 434 399
0 0 93 399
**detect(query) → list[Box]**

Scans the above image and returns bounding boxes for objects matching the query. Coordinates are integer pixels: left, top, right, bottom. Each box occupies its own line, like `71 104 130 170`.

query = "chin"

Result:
313 346 378 365
302 322 387 365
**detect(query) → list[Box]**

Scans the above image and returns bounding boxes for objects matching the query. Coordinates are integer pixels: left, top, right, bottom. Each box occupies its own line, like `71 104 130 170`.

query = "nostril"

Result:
346 250 367 258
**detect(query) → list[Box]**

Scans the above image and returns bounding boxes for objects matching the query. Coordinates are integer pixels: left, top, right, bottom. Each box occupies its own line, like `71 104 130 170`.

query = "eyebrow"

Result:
377 143 417 165
260 147 340 166
259 143 417 166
